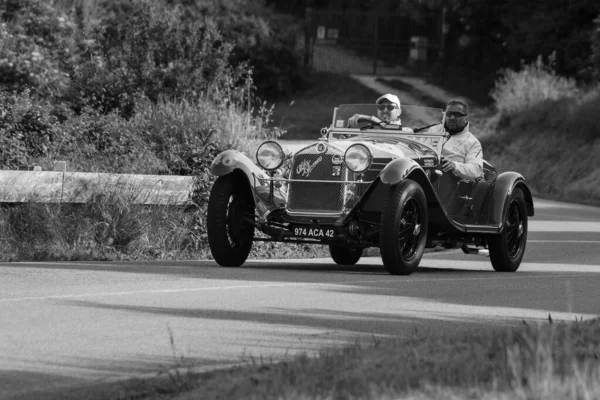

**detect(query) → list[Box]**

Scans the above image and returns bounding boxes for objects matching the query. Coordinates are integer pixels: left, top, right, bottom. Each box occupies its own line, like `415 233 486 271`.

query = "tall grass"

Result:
0 84 284 261
141 318 600 399
490 54 581 118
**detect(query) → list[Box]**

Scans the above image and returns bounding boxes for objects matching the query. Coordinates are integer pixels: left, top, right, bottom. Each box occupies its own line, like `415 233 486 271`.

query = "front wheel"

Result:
207 173 255 267
329 245 363 265
488 187 528 272
380 180 428 275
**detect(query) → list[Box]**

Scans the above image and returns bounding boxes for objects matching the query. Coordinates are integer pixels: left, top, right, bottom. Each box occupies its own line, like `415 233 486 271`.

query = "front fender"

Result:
211 150 284 216
357 160 448 225
210 149 270 182
379 158 421 185
487 172 535 226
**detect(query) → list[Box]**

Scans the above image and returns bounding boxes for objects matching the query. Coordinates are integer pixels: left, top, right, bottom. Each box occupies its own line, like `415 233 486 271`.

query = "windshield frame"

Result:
330 104 445 131
327 104 447 156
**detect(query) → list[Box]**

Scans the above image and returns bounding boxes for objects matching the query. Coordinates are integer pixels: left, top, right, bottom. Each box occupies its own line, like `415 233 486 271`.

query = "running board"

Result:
463 224 500 234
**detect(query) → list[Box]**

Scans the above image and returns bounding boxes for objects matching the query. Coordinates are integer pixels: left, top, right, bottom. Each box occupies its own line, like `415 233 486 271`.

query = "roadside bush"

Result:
482 76 600 206
66 1 250 116
88 193 144 250
0 200 196 261
0 2 73 97
223 8 305 98
56 106 166 174
0 0 303 261
490 54 580 119
164 0 306 99
565 88 600 141
0 90 59 168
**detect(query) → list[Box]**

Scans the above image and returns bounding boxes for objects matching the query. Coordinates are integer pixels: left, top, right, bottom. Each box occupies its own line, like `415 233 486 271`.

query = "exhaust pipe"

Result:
461 244 490 257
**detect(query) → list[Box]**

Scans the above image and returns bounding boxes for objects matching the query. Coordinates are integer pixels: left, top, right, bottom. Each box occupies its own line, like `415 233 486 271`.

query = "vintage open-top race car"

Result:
207 104 534 275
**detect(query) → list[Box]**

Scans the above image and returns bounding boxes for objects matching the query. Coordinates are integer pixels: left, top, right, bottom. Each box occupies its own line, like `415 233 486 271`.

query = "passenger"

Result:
430 99 483 181
347 93 402 128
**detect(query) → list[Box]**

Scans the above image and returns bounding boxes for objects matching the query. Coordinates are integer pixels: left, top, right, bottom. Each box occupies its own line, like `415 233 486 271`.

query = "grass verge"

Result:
104 317 600 400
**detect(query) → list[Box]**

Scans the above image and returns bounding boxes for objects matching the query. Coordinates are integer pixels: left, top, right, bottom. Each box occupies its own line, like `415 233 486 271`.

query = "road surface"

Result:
0 198 599 399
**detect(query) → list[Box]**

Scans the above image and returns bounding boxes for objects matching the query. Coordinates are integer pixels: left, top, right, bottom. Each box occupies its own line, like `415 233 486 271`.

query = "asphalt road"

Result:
1 198 599 399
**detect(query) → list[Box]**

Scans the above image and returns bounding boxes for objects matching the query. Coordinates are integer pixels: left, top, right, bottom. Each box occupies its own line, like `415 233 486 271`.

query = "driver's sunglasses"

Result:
377 104 398 111
446 111 467 118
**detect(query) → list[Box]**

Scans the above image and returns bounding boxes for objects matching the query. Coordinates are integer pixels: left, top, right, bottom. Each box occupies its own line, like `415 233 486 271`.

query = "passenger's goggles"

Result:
377 104 399 111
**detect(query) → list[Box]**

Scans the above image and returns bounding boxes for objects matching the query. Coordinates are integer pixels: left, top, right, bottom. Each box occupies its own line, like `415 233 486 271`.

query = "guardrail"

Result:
0 162 194 205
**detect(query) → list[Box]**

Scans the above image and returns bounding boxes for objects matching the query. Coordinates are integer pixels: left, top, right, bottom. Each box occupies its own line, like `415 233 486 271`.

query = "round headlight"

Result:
344 144 372 173
256 141 284 171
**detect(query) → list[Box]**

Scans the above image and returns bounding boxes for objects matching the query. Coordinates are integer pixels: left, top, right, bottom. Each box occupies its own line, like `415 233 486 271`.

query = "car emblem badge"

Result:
316 142 327 153
296 156 323 177
331 154 343 164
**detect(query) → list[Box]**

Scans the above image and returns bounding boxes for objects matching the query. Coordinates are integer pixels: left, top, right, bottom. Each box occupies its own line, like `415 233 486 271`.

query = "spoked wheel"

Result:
207 173 255 267
489 187 528 272
380 180 428 275
329 245 364 265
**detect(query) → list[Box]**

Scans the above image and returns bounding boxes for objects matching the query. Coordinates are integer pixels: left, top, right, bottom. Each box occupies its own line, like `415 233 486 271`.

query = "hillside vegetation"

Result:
0 0 306 261
482 56 600 206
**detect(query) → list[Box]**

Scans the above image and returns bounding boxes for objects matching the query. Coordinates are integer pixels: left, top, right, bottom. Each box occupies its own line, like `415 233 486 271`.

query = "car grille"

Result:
287 144 347 214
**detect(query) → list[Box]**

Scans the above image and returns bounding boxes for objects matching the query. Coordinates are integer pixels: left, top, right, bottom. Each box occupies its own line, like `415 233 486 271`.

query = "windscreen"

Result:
332 104 444 130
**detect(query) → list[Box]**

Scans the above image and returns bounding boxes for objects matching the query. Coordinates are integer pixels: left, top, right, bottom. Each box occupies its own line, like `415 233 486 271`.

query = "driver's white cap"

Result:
376 93 401 108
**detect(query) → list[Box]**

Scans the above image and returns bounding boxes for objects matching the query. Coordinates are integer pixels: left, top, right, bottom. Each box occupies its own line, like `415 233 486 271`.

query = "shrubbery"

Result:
0 0 299 261
490 54 581 119
0 2 73 97
482 57 600 206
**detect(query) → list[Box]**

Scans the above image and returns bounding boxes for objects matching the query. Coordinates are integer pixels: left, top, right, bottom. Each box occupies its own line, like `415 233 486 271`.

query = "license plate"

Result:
291 226 335 238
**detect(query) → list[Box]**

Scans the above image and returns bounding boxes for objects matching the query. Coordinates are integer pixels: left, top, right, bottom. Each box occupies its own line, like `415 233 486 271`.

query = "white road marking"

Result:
535 212 597 222
529 221 600 232
534 199 600 210
529 240 600 244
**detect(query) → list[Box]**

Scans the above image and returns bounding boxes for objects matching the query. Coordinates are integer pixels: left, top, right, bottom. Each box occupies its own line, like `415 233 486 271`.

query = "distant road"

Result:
1 198 599 400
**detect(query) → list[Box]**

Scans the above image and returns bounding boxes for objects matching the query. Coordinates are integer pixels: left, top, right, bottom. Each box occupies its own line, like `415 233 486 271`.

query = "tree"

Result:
592 14 600 79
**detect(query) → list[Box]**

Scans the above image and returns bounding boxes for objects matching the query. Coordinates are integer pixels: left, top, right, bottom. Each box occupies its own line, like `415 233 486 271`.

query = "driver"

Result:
347 94 402 128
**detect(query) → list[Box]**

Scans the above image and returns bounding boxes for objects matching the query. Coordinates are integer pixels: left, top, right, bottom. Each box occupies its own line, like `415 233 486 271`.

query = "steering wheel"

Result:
360 116 384 131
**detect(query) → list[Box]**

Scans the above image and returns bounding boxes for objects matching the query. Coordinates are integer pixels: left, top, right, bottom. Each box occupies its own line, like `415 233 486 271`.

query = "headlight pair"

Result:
256 141 372 174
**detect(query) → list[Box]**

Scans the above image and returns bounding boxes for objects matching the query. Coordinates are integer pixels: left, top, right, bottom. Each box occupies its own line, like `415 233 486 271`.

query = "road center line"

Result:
529 240 600 243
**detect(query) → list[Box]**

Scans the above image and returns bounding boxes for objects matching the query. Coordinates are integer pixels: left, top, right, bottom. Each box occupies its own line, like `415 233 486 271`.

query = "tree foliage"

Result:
272 0 600 102
0 0 287 172
592 14 600 80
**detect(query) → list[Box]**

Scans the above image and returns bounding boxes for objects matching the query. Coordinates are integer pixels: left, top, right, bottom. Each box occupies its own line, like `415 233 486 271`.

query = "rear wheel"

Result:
380 180 428 275
329 245 363 265
207 173 255 267
488 187 528 272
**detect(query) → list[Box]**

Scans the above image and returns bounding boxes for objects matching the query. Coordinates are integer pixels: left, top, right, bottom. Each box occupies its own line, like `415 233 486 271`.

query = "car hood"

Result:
295 137 437 160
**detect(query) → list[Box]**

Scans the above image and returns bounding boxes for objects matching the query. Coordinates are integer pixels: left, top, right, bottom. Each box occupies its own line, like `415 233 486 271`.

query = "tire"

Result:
329 245 363 265
380 180 428 275
207 173 255 267
488 187 528 272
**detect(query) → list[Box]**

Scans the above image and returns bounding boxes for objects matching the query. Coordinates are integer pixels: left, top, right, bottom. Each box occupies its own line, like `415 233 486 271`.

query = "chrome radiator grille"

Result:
287 145 347 214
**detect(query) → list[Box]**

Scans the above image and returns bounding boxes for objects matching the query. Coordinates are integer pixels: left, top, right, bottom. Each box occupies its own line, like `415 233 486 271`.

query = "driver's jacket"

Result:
427 123 483 181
